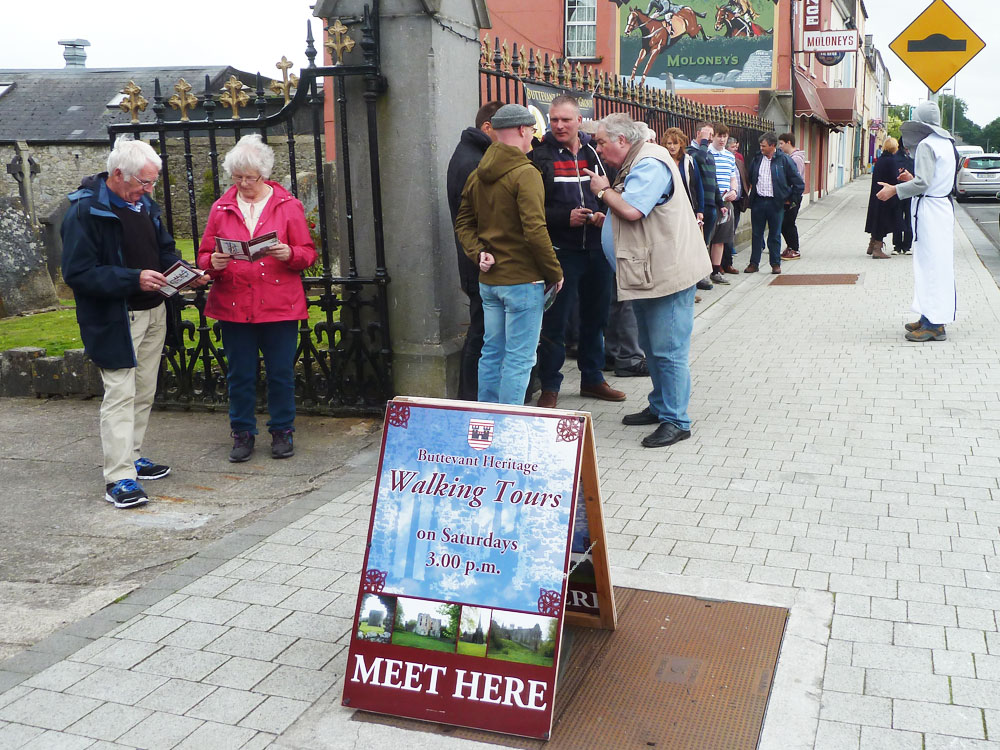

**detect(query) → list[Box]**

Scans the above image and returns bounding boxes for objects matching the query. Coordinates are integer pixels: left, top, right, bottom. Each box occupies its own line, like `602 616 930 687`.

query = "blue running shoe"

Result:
105 479 149 508
134 457 170 480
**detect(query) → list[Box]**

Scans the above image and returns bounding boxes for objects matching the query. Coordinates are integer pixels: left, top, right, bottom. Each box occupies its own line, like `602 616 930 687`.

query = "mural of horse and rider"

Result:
614 0 778 88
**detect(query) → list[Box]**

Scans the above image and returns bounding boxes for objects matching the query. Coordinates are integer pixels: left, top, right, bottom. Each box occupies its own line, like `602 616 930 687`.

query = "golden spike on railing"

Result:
501 40 511 72
325 19 356 64
118 80 147 124
480 37 490 65
219 75 250 119
269 56 299 105
517 47 527 72
167 78 198 122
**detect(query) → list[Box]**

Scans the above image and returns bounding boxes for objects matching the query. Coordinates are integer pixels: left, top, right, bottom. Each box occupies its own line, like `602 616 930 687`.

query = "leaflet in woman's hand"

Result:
215 231 279 261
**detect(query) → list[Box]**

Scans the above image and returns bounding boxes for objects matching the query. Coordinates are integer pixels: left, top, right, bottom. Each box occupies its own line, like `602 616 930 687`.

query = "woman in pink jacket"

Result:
197 134 317 462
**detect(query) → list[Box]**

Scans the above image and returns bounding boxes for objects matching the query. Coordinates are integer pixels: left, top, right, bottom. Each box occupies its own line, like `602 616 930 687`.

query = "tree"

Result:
937 95 983 146
887 104 910 140
394 601 405 631
981 117 1000 153
437 603 461 640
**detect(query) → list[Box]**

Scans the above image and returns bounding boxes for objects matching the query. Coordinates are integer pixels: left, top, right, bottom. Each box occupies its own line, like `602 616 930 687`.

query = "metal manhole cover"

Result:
770 273 859 285
353 588 788 749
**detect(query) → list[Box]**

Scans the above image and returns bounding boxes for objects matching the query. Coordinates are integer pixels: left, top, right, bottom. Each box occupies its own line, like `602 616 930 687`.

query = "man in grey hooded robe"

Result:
876 101 957 342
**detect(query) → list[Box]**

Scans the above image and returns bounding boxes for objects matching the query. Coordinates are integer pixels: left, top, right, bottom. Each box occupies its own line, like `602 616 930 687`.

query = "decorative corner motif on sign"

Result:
537 588 561 616
555 416 583 443
363 569 387 592
386 403 410 428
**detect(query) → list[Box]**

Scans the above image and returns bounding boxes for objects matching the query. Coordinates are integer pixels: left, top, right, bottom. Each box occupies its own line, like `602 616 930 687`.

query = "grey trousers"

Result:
604 281 645 368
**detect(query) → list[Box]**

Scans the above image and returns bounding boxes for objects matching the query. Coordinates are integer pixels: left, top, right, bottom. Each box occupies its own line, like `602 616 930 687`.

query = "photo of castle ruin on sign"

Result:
487 611 557 668
390 596 459 654
356 593 397 644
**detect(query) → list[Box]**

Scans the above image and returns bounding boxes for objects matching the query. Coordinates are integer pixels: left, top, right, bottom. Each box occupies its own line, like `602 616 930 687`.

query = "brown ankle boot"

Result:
871 241 890 259
867 239 878 255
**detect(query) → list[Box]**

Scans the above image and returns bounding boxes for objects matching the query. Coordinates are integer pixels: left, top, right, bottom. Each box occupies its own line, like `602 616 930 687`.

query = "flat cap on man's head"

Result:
489 104 535 130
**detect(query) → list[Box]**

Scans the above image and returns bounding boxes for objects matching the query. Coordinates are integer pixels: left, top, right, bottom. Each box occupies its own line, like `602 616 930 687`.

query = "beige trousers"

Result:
99 304 166 484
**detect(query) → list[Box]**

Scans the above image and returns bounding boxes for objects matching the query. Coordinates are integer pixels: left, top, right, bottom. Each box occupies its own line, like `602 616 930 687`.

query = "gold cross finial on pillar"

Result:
118 80 147 124
269 56 299 105
168 78 198 121
219 75 250 119
325 19 356 64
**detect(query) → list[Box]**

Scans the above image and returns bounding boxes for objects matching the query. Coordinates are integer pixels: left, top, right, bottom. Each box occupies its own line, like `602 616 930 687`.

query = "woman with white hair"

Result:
197 134 317 462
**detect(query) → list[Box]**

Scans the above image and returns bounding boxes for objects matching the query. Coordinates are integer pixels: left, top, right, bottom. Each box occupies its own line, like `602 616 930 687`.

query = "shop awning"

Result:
793 70 832 127
816 86 857 126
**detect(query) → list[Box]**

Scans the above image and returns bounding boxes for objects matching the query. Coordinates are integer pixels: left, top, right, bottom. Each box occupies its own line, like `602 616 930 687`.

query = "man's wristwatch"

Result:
597 188 607 202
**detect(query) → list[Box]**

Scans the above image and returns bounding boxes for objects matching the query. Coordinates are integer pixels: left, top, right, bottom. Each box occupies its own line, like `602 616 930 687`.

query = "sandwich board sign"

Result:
342 397 615 739
889 0 985 93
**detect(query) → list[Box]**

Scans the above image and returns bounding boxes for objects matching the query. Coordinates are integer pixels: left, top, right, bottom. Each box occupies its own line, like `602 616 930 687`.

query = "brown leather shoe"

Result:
723 265 739 274
580 381 627 402
744 264 758 273
771 265 781 274
871 242 890 259
537 390 558 409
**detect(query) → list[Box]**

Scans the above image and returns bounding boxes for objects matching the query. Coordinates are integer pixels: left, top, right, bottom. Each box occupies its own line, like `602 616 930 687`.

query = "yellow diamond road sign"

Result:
889 0 985 93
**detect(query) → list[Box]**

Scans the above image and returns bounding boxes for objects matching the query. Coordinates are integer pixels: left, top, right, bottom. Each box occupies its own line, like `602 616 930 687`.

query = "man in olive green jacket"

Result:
456 104 564 405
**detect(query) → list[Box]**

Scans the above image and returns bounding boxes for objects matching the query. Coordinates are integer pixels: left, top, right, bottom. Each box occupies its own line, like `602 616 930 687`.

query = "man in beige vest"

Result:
583 113 711 448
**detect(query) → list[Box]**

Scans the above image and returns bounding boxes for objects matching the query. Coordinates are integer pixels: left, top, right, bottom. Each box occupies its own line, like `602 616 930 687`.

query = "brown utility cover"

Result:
770 273 859 285
354 587 788 749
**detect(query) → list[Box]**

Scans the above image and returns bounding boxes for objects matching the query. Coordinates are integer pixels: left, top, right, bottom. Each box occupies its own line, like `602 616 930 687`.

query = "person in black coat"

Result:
446 101 502 400
865 136 902 259
893 143 915 254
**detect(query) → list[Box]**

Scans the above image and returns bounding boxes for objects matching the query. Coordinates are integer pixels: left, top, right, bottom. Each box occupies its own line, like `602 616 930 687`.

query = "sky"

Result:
861 0 996 126
0 1 321 79
0 0 996 126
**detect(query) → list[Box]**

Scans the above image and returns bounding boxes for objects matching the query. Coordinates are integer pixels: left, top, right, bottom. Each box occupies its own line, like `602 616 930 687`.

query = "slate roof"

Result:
0 66 271 144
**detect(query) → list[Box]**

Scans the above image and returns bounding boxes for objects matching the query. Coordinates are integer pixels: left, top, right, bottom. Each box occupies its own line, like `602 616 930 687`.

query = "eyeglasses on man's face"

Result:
130 174 158 189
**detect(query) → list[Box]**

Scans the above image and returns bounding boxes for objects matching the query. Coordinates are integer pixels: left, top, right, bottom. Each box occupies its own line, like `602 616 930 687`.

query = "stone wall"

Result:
0 133 322 240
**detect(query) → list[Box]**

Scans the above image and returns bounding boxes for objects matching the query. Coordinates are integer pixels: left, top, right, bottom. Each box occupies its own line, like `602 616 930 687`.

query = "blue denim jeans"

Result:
478 282 545 405
220 320 298 435
632 286 696 431
538 247 613 392
750 196 785 268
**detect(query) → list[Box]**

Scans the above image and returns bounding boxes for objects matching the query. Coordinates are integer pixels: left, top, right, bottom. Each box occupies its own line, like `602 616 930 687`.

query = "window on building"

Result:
565 0 597 59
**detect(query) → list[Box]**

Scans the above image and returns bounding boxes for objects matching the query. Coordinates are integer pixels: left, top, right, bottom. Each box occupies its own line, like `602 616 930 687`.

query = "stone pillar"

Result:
314 0 486 399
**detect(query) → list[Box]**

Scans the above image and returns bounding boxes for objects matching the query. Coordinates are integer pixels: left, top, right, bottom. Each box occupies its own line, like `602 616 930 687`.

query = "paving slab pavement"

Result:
0 397 381 663
1 176 1000 749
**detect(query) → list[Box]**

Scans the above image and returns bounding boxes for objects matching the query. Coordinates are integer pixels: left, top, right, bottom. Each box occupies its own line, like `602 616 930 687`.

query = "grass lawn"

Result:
0 241 336 357
358 623 387 636
486 638 554 667
390 629 456 653
457 641 487 657
0 299 81 356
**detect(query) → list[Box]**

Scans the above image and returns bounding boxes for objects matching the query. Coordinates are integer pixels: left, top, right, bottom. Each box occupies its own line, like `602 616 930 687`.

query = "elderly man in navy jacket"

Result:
61 138 207 509
745 131 805 275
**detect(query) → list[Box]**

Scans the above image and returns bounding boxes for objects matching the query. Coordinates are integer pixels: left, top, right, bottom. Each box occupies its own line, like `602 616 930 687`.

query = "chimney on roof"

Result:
58 39 90 68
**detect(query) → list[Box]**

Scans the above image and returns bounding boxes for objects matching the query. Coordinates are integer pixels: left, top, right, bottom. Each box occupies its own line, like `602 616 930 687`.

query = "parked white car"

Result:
956 153 1000 200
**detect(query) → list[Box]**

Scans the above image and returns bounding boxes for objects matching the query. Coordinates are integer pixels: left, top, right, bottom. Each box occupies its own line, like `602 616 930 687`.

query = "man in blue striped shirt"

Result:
707 123 740 285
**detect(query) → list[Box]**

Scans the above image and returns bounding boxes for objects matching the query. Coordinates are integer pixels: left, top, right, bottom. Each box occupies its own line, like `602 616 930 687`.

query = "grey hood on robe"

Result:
900 100 955 150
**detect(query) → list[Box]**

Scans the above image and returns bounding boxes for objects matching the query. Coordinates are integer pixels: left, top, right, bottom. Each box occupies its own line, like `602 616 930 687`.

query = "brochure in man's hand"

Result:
215 231 279 261
543 283 560 311
157 260 205 298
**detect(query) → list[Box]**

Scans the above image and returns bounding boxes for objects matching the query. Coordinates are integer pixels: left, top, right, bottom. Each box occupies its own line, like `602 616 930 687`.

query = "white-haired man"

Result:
583 113 710 448
62 138 208 508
